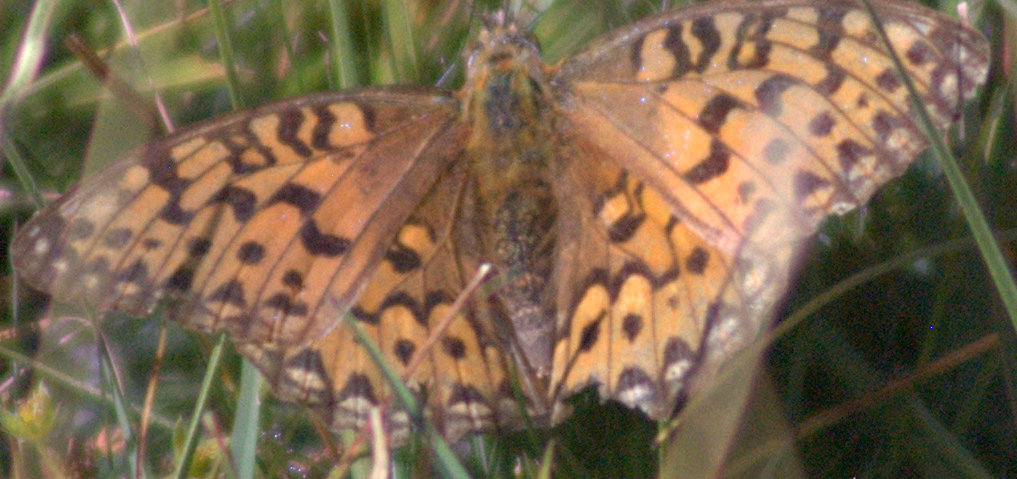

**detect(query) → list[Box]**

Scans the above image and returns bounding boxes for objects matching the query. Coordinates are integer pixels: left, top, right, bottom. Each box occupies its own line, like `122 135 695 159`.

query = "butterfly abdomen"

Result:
461 21 560 376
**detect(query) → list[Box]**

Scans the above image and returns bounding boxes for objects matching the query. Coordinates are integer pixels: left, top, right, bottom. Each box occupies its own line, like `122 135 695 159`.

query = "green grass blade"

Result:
382 0 419 83
3 139 42 208
172 333 228 479
206 6 263 475
231 360 262 479
327 0 359 89
342 315 471 479
0 0 60 208
209 0 243 108
861 0 1017 333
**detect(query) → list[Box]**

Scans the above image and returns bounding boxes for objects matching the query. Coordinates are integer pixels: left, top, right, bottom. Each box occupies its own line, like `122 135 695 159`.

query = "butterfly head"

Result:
469 10 542 67
460 11 552 138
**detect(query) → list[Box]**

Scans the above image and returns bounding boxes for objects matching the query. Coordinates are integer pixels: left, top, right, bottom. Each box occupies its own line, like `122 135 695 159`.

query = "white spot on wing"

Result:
33 238 50 256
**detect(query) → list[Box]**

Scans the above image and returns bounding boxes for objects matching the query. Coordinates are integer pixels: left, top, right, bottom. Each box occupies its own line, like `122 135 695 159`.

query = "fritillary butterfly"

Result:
10 0 989 445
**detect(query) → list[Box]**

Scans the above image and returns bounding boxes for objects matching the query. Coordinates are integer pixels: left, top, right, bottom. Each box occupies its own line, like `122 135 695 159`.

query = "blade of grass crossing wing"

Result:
97 332 141 476
172 333 229 479
342 315 471 479
860 0 1017 333
203 6 264 475
232 360 261 479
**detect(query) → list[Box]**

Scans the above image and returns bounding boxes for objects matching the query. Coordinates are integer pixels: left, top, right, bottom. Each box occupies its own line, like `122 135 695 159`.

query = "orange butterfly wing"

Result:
12 89 463 349
239 162 526 440
547 0 988 418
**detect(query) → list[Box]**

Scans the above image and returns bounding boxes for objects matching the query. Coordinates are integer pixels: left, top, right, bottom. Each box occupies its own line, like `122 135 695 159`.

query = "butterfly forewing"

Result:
556 0 989 250
13 89 462 349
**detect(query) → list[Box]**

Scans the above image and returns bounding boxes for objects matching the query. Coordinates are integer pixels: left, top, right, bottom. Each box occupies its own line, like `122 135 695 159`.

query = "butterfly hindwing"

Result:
238 162 525 440
551 134 747 420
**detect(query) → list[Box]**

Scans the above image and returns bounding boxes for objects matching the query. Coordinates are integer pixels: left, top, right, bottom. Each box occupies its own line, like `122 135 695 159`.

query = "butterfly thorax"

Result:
459 19 558 377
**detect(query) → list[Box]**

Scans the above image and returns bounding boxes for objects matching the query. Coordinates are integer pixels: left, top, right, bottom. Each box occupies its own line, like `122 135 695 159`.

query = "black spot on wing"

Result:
685 247 709 275
608 212 645 244
755 74 797 117
103 228 132 248
836 139 871 171
166 266 195 292
683 139 730 184
442 337 467 360
210 279 247 307
237 241 266 264
337 372 377 403
875 69 901 93
578 312 605 352
119 260 148 284
622 314 643 342
282 269 303 289
763 138 790 165
808 112 835 137
299 220 349 257
188 237 211 258
793 171 831 201
690 16 721 72
276 109 313 157
213 186 257 223
906 40 933 66
394 339 415 366
271 183 322 217
697 94 741 133
68 218 95 240
385 243 422 274
311 103 337 150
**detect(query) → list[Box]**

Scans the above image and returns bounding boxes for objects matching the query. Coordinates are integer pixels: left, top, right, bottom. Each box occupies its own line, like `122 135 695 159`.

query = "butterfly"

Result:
10 0 988 443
